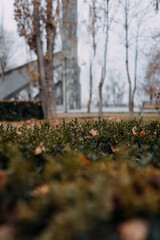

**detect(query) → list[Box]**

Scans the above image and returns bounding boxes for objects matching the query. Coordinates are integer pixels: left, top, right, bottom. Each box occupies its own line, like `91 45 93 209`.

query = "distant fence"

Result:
0 101 43 121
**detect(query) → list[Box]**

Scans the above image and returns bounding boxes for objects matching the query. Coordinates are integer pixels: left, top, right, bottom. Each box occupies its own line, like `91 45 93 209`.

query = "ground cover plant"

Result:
0 119 160 240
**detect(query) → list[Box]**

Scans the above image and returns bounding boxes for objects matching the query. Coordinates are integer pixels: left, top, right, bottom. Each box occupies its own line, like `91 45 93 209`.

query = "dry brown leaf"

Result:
0 169 7 191
111 145 117 153
85 136 92 140
34 146 42 155
0 225 15 239
16 131 22 135
118 218 149 240
31 184 50 197
140 131 146 138
90 129 98 136
132 127 137 135
79 155 90 166
34 142 47 155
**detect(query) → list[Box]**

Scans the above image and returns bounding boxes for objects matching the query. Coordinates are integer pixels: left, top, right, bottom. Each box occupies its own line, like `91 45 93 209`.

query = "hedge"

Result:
0 100 43 121
0 119 160 240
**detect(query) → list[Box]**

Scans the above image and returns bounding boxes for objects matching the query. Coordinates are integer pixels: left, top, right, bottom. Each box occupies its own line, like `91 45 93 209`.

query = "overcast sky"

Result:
1 0 160 106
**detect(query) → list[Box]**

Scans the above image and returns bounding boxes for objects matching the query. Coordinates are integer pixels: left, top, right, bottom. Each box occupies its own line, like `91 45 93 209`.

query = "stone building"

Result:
0 52 63 103
0 0 81 111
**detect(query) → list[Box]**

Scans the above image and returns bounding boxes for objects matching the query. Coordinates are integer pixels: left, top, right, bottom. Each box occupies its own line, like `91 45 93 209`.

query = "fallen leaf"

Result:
34 142 47 155
111 145 117 153
16 131 22 135
0 169 7 191
79 155 90 166
132 127 137 135
0 225 15 239
118 218 149 240
34 146 42 155
85 136 92 140
90 129 98 136
140 131 146 138
31 184 50 196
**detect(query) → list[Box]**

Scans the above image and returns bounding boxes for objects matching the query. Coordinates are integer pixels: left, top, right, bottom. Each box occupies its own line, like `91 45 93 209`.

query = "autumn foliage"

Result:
14 0 58 118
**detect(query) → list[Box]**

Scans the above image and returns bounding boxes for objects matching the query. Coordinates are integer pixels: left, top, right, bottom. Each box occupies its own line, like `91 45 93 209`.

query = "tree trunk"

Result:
125 2 133 116
99 67 105 120
45 59 56 118
126 56 133 115
33 3 47 118
45 0 56 118
126 59 133 115
98 0 109 119
87 62 93 113
0 68 4 100
132 29 139 109
36 38 48 118
34 0 56 119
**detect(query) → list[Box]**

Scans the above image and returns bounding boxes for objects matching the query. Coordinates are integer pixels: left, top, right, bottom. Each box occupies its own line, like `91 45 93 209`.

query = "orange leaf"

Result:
140 131 146 138
34 146 42 155
0 170 7 191
111 145 117 153
132 127 137 135
79 155 90 166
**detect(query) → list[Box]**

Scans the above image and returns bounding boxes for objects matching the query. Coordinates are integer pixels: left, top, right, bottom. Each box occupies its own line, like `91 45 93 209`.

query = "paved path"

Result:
57 112 160 119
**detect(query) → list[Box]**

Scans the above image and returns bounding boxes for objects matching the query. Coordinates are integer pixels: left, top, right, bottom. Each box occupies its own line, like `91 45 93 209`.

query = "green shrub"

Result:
0 101 43 121
0 119 160 240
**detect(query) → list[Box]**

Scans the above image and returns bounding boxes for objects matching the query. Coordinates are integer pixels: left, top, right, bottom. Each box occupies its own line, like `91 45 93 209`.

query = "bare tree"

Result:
87 0 99 113
87 61 93 113
155 0 160 11
86 0 120 116
14 0 59 118
144 47 160 100
120 0 152 115
98 0 120 119
132 1 152 109
122 0 134 115
153 0 160 104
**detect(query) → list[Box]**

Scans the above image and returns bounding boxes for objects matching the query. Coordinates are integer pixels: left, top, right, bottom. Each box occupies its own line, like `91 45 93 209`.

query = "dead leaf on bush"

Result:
31 184 50 196
85 136 92 140
132 127 137 135
0 169 7 191
79 155 90 166
34 146 42 155
16 131 22 135
34 142 47 155
0 225 15 239
111 145 117 153
118 218 149 240
90 129 98 136
140 131 146 138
